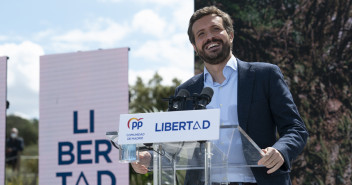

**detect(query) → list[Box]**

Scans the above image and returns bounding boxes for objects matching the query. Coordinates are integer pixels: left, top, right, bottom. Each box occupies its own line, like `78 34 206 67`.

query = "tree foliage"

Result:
196 0 352 184
129 72 181 113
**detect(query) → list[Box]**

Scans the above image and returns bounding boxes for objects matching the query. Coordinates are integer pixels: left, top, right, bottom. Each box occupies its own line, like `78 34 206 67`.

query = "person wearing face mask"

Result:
6 127 24 171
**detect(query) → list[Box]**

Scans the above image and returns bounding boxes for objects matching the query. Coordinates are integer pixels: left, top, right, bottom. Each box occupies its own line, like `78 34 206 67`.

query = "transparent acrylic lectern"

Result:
107 125 264 185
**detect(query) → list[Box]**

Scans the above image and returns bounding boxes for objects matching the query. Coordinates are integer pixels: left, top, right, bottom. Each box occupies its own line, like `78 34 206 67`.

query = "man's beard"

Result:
196 38 232 65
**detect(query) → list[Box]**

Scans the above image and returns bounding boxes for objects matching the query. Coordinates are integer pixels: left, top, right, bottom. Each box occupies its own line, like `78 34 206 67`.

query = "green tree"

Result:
129 72 181 113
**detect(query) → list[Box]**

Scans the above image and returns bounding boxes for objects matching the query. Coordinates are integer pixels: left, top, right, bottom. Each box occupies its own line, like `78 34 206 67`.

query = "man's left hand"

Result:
257 147 284 174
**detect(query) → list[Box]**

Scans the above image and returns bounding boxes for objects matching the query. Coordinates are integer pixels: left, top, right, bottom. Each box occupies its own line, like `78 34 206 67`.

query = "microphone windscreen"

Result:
176 89 190 98
200 87 214 98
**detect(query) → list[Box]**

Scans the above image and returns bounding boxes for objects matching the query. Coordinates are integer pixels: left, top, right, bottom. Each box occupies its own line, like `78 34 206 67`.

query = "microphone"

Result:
194 87 214 110
163 89 190 111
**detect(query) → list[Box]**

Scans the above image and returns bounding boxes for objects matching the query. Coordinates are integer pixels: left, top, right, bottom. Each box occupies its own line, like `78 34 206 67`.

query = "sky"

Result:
0 0 195 119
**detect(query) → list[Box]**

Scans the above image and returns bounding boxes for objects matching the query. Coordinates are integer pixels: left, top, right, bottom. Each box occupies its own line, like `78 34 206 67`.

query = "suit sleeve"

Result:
269 65 308 169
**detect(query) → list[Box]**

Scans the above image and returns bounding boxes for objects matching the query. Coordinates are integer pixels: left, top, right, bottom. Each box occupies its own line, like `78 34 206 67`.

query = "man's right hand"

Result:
131 151 151 174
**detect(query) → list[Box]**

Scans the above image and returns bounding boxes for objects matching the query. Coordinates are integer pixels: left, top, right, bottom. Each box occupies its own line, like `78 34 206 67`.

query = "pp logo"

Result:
127 118 143 130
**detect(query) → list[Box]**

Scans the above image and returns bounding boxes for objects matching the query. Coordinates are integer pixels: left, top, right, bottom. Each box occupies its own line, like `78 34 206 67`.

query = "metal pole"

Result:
153 144 162 185
204 141 211 185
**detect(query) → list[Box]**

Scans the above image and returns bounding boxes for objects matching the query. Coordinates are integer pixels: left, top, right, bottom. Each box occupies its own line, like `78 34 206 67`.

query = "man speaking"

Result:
132 6 308 185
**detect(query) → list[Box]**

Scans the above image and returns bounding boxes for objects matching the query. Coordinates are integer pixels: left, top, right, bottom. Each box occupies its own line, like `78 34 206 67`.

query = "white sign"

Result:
118 109 220 144
0 56 7 185
40 48 129 185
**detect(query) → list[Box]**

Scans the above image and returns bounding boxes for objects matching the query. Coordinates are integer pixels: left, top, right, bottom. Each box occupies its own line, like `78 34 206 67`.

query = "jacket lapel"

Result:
184 73 204 110
237 59 255 132
188 73 204 95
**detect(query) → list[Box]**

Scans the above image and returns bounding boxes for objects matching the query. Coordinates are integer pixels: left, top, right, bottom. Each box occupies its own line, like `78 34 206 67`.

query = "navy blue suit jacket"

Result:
176 59 308 185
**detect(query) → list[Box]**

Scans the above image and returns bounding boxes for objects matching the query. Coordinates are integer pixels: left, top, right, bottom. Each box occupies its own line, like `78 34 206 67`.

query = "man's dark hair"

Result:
187 6 234 45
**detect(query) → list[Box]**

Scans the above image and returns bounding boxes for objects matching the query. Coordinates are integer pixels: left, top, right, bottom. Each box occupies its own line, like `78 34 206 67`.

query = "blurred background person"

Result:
6 127 24 172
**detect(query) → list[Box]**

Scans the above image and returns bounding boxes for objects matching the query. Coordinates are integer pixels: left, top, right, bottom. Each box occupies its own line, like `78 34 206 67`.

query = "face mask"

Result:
11 133 17 138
